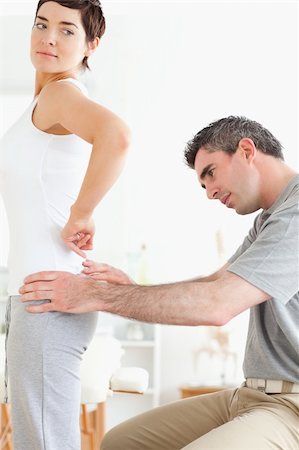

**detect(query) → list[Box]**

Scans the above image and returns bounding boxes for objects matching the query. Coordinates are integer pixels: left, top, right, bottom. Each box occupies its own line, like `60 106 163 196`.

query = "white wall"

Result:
0 0 298 407
89 0 299 404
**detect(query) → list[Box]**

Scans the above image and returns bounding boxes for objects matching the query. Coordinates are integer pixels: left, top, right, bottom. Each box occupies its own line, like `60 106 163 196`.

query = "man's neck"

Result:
259 157 297 210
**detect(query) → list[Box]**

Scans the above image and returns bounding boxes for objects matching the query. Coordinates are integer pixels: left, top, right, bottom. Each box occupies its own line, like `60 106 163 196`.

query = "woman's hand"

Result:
61 215 95 258
82 259 135 285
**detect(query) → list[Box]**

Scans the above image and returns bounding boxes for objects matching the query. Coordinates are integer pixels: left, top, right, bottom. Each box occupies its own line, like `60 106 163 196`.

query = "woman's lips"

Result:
37 51 57 58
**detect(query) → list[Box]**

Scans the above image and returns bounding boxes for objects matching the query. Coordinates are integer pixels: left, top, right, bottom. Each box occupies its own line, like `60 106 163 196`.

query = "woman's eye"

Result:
62 29 74 36
35 23 46 30
208 169 215 177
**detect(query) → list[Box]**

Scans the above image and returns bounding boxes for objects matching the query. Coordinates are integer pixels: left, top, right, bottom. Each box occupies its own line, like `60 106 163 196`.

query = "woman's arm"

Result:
34 81 130 256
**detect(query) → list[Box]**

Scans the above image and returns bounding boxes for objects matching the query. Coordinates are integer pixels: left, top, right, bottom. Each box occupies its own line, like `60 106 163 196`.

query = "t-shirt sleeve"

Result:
228 215 259 265
227 203 299 305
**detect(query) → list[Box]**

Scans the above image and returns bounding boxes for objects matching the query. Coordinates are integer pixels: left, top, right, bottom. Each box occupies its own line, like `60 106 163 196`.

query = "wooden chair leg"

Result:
0 404 13 450
95 402 105 447
81 404 95 450
80 402 106 450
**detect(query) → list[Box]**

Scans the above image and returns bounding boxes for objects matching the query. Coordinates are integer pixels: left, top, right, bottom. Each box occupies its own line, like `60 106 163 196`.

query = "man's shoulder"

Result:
273 190 298 215
262 178 299 223
277 174 299 210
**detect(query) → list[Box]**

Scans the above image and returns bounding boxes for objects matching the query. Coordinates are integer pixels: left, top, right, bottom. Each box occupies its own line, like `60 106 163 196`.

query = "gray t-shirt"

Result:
228 174 299 382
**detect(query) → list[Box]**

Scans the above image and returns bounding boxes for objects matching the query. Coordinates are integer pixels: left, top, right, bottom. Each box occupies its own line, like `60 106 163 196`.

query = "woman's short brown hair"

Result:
35 0 106 70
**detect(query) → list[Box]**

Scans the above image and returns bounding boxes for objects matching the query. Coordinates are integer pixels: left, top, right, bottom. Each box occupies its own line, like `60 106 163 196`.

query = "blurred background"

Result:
0 0 298 430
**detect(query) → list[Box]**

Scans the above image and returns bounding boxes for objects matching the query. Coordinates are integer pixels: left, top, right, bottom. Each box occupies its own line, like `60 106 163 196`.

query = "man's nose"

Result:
206 186 218 200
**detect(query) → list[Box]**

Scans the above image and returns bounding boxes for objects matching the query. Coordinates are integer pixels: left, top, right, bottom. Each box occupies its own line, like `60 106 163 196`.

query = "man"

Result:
20 116 299 449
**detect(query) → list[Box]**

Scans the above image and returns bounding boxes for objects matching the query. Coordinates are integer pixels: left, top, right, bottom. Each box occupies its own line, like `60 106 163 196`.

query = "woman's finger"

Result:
65 233 81 243
77 234 93 251
66 241 86 258
80 243 93 250
78 234 90 246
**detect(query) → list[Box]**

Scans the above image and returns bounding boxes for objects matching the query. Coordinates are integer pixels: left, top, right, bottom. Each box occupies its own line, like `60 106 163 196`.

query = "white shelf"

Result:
103 320 161 430
0 296 8 303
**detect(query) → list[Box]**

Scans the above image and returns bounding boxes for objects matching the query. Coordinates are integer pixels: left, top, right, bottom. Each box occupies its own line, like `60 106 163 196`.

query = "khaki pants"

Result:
101 387 299 450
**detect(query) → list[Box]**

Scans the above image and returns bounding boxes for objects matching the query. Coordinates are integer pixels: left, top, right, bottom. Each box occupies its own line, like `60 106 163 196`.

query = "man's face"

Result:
194 146 261 215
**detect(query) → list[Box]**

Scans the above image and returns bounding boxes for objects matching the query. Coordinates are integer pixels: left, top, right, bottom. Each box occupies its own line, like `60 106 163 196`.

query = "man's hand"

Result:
82 260 135 285
19 271 101 314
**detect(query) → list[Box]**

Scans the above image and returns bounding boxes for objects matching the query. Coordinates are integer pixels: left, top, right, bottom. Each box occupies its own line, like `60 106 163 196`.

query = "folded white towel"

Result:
110 367 149 394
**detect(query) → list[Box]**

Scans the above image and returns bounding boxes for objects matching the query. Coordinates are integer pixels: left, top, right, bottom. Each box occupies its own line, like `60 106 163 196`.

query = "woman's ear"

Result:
238 138 257 163
85 37 100 57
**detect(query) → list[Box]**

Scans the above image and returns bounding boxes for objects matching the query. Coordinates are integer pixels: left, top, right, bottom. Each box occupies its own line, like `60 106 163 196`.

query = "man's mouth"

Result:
220 194 231 206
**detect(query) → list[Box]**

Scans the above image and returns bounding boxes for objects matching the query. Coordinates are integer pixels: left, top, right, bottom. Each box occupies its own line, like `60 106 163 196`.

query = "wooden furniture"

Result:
0 404 13 450
0 402 105 450
180 385 226 399
80 403 106 450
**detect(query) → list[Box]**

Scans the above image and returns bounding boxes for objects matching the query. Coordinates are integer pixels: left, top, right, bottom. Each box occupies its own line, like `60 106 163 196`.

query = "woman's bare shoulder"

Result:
34 79 129 141
33 80 88 133
38 79 86 106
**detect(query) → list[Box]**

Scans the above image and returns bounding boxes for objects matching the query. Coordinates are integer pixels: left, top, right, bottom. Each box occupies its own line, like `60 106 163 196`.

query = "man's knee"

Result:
100 425 125 450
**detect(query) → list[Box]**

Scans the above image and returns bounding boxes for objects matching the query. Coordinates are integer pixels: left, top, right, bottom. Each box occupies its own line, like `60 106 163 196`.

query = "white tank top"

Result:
0 78 92 295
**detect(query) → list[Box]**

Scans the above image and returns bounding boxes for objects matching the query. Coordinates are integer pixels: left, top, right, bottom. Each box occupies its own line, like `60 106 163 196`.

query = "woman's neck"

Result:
34 71 78 97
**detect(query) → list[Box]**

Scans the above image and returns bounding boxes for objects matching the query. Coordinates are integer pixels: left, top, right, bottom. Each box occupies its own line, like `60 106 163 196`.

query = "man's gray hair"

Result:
184 116 284 168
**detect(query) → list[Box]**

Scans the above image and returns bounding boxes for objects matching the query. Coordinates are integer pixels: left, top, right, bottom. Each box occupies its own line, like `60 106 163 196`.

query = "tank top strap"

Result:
57 78 88 97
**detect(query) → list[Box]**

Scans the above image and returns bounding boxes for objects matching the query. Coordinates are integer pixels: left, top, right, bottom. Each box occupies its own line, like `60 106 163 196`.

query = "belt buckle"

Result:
257 379 266 393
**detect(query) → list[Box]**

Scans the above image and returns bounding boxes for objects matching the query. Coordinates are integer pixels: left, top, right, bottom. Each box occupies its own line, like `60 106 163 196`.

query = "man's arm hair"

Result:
20 264 270 320
99 269 270 326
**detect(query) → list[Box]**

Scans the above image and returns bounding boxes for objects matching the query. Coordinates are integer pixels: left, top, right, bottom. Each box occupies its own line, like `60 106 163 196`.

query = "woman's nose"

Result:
41 32 57 46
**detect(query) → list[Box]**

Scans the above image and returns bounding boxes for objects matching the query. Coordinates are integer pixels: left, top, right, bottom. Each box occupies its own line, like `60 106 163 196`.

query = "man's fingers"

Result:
20 282 54 294
20 291 52 302
89 272 132 284
82 262 133 284
23 271 60 284
82 261 110 273
25 302 54 314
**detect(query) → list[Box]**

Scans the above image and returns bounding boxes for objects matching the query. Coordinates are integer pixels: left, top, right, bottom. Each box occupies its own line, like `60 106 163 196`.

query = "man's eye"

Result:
208 169 214 176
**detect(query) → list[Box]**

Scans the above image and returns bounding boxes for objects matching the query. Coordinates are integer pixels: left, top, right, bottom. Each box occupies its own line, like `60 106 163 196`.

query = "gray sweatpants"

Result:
6 295 98 450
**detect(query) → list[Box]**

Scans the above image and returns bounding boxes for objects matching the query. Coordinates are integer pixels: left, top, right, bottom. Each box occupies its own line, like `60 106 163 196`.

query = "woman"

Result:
0 1 129 448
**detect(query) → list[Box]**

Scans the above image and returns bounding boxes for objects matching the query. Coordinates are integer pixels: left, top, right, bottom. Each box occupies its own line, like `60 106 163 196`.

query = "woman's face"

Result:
31 1 90 74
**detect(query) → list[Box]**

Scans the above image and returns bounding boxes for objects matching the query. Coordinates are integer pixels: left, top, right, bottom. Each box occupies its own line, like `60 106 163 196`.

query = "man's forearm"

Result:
21 266 265 322
98 281 220 326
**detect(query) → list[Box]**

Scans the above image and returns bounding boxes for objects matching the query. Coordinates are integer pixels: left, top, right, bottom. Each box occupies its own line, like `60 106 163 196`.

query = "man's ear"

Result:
238 138 257 163
85 37 100 57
